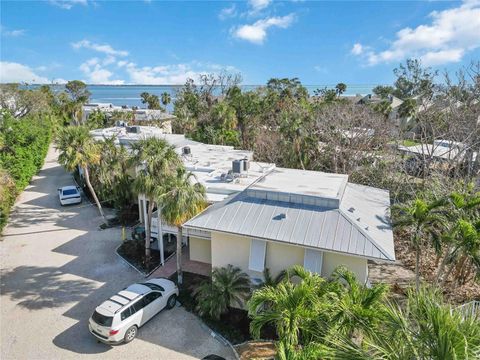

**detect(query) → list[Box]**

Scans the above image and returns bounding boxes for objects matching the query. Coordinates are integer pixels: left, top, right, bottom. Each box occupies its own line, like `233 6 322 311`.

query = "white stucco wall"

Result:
189 236 212 264
322 252 368 283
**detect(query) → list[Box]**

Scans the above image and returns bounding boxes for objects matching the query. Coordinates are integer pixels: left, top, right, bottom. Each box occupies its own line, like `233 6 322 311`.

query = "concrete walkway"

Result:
149 246 212 279
0 146 234 360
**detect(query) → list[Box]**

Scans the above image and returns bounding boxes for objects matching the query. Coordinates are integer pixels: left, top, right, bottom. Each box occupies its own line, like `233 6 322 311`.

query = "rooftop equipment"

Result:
232 159 243 174
182 146 191 155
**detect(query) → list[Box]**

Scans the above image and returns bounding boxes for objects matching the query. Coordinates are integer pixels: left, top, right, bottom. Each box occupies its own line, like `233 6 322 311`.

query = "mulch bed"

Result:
117 240 161 274
169 271 276 345
235 341 276 360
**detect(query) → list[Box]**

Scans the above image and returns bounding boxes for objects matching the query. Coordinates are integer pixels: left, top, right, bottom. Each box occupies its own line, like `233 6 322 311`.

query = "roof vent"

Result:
348 207 355 213
182 146 191 155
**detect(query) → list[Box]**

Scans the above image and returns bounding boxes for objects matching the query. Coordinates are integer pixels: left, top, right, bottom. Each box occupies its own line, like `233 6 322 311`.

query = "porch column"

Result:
158 208 164 265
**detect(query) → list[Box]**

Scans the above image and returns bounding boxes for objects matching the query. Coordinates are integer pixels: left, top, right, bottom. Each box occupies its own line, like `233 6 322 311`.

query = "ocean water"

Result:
31 84 376 108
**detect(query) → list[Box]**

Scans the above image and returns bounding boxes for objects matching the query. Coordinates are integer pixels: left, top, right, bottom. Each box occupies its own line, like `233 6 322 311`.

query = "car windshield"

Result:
92 311 113 327
141 283 165 292
63 189 78 196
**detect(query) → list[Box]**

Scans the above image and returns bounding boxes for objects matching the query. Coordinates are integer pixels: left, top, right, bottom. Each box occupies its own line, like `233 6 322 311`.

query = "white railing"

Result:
456 300 480 319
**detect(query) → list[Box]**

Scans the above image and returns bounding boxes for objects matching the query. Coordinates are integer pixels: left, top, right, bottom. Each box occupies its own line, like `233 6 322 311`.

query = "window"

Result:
62 189 78 196
132 298 146 313
304 249 323 274
92 311 113 327
143 292 161 306
249 239 266 272
141 283 165 292
120 306 132 321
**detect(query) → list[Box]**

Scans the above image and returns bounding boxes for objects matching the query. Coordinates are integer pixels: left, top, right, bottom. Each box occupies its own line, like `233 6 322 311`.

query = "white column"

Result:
158 207 164 265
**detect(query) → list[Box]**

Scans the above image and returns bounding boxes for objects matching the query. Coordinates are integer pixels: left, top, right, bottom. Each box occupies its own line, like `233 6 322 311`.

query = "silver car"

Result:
88 278 179 344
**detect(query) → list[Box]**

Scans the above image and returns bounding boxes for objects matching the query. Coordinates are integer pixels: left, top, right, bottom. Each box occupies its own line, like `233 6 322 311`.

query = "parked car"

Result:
57 185 82 206
89 278 179 344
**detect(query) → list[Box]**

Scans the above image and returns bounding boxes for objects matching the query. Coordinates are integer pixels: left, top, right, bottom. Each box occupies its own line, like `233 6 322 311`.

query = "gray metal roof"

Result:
184 190 395 261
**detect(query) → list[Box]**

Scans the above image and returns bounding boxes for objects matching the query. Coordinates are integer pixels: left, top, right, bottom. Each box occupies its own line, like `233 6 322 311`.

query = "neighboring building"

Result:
398 139 478 162
83 103 175 133
183 168 394 284
357 94 407 128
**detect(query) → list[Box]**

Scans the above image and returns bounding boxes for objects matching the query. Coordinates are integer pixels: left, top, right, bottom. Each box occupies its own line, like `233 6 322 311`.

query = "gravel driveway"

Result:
0 146 235 360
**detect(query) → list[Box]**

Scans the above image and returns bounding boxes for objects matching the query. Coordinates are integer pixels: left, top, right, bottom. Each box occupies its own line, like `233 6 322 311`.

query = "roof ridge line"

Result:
338 209 394 261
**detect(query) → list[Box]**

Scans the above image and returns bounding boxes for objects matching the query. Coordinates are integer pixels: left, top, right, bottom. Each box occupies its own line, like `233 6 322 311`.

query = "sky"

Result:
1 0 479 86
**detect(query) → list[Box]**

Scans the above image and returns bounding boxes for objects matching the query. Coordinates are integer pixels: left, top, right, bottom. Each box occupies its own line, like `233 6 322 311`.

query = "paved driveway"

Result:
0 147 234 360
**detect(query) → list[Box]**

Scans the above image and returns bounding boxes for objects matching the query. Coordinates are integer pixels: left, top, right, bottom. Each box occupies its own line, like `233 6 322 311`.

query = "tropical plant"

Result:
160 168 207 284
64 80 90 124
329 266 389 342
360 287 480 359
140 92 161 110
56 125 107 223
129 138 180 257
194 265 250 320
393 197 446 291
161 92 171 107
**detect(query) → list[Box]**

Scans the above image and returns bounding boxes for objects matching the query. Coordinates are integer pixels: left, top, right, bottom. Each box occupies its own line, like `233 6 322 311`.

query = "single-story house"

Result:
183 168 395 284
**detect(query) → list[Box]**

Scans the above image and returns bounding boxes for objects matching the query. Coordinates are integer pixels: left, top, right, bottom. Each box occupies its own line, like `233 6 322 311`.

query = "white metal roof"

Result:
184 169 395 262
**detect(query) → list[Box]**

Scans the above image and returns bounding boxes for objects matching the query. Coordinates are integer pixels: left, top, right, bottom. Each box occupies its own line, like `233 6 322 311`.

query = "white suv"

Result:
88 278 179 344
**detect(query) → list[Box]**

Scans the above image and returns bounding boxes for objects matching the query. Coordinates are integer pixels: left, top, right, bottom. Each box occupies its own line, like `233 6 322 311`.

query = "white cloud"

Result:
233 13 296 44
79 57 125 85
1 28 26 37
72 39 128 57
249 0 272 12
351 43 364 55
353 0 480 66
314 65 328 74
48 0 88 10
219 4 237 20
0 62 50 84
125 62 238 85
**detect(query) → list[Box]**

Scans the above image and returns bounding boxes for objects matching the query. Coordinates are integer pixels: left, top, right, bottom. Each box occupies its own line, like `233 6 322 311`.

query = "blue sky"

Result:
1 0 479 86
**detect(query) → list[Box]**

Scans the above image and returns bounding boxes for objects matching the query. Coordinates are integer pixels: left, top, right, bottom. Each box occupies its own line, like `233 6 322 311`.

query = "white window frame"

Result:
304 248 323 275
249 239 266 272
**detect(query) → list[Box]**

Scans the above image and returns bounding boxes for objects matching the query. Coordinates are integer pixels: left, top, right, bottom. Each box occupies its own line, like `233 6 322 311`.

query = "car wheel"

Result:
166 294 177 309
123 325 138 343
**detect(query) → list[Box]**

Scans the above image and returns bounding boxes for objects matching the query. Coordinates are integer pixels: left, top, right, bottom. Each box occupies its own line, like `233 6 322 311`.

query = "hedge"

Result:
0 113 53 231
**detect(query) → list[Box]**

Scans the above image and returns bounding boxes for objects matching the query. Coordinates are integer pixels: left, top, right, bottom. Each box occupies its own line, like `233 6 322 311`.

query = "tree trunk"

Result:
83 166 107 224
177 226 183 285
145 200 154 259
415 244 420 292
435 245 452 285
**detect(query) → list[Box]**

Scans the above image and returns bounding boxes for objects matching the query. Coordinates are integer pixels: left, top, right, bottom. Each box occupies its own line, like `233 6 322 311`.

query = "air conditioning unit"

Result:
182 146 191 155
242 158 250 172
126 126 141 134
232 159 243 174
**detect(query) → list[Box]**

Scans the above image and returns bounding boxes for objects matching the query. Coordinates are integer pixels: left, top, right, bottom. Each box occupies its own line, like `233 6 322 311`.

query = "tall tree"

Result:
130 138 180 257
161 92 171 107
160 168 207 284
140 92 161 110
56 126 106 223
65 80 90 124
393 198 446 291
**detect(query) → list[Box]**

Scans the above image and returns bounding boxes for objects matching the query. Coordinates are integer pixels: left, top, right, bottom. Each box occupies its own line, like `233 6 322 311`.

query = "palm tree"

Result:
360 287 480 359
129 138 180 257
436 187 480 284
161 92 171 107
160 168 207 284
248 270 324 348
393 197 446 291
56 126 107 223
329 266 389 342
194 265 250 320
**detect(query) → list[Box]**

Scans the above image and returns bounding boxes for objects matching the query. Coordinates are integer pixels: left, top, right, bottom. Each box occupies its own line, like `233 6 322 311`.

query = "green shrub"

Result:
0 112 53 232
